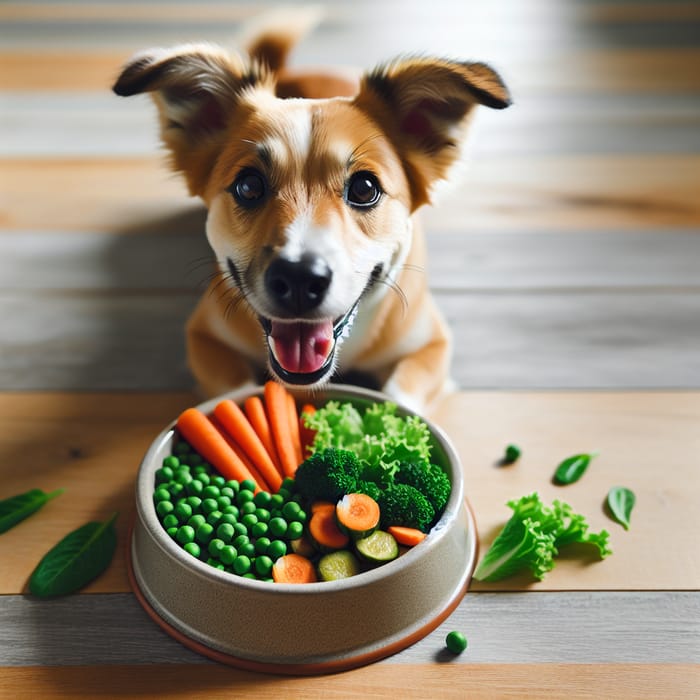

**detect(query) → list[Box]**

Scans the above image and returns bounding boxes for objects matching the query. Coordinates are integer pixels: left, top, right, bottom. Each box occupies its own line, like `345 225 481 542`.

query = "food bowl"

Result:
129 384 477 675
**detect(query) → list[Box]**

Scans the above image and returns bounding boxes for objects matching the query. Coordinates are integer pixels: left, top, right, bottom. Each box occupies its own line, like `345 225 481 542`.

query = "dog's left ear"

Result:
113 45 273 195
355 57 511 208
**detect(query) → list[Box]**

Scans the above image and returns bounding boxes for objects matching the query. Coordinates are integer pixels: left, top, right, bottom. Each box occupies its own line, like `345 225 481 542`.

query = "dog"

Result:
113 14 510 411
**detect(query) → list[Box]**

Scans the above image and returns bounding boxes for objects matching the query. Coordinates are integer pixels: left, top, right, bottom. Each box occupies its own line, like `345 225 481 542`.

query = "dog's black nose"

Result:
264 253 333 314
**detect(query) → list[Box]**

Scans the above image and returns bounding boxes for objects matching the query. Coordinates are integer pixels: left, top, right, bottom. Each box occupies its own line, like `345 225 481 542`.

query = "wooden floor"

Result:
1 1 699 697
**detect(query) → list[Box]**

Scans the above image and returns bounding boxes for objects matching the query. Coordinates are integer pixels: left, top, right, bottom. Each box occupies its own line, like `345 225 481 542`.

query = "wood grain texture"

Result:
1 663 698 699
1 592 698 666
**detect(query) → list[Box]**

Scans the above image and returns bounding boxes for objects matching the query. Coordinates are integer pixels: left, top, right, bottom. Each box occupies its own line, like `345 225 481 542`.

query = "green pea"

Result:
174 441 190 455
219 545 238 566
155 466 174 484
183 541 201 558
186 479 204 496
287 521 304 540
216 523 235 542
240 500 257 515
220 486 235 499
153 487 171 503
206 557 225 570
232 534 250 550
216 495 232 509
167 483 184 497
267 539 287 559
225 480 240 493
221 505 239 519
156 500 175 518
445 631 468 654
202 485 220 499
281 501 301 520
233 522 247 537
208 538 226 558
241 513 258 529
174 502 192 522
176 525 195 545
201 498 219 515
196 522 214 544
166 526 178 539
277 488 291 501
255 508 271 523
237 490 255 506
254 536 271 555
162 514 179 530
269 494 284 509
211 475 226 488
233 555 251 575
255 555 273 577
240 479 256 493
185 496 202 510
281 477 296 491
174 469 192 485
242 573 257 580
503 444 521 465
206 510 223 526
251 522 268 539
239 542 256 558
254 491 272 508
268 517 288 538
188 514 207 529
162 455 180 468
218 514 237 528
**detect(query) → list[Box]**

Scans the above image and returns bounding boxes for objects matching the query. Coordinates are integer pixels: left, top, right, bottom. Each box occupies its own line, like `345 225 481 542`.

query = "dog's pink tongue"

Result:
269 320 334 373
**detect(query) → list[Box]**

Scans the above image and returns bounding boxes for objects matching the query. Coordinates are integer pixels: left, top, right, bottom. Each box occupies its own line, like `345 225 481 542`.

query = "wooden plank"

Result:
0 391 697 594
3 156 700 232
0 663 698 699
1 289 698 390
3 229 699 292
1 592 697 665
431 391 700 592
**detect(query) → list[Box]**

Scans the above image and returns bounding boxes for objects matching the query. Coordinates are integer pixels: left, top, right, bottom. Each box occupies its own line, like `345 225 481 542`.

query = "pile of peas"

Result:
152 440 307 582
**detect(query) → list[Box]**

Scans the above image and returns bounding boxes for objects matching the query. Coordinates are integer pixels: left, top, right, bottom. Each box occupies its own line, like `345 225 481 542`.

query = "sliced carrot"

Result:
243 395 283 476
308 507 349 552
287 391 303 466
175 408 261 492
299 403 317 457
272 553 317 584
336 493 380 540
264 381 300 478
310 500 336 515
387 525 427 547
213 399 282 492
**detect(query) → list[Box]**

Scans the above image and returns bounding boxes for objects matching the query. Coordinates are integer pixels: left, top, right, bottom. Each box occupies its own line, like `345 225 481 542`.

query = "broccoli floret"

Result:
354 479 382 502
378 483 435 533
395 461 451 514
293 448 361 503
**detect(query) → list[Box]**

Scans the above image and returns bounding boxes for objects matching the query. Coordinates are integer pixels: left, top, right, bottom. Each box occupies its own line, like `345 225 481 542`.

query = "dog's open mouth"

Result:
259 301 360 386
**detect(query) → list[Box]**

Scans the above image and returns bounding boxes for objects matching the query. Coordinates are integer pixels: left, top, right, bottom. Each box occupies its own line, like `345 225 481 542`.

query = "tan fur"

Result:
113 17 510 411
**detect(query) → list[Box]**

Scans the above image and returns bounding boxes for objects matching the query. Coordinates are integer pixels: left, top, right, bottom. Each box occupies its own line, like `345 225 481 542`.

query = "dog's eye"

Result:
345 171 382 209
229 169 267 208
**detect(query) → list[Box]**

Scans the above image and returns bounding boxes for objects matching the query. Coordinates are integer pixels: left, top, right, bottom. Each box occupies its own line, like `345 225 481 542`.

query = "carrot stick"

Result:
210 415 271 493
272 553 317 584
175 408 261 492
213 399 282 492
299 403 317 457
387 525 427 547
287 392 303 466
243 395 283 476
264 381 300 478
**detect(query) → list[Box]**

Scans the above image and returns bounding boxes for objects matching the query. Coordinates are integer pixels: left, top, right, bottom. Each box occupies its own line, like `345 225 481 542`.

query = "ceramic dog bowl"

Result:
129 384 476 674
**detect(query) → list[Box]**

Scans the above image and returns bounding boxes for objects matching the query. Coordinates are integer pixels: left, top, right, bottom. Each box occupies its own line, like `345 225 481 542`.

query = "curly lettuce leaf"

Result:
473 493 611 582
305 400 433 485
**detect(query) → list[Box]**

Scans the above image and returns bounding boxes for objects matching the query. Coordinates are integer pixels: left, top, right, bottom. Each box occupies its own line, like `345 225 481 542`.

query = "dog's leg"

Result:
380 298 454 413
185 286 261 397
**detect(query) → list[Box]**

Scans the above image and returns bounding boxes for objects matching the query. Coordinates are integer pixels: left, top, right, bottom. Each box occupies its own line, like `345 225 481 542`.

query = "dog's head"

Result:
113 46 509 387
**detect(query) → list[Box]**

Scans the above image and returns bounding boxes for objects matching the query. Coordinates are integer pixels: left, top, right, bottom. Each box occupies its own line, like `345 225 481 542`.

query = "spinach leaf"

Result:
0 488 64 534
606 486 635 530
553 452 597 485
29 513 118 597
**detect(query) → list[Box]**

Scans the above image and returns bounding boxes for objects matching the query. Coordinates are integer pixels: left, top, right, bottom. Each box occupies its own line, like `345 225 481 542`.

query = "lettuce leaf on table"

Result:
473 493 611 582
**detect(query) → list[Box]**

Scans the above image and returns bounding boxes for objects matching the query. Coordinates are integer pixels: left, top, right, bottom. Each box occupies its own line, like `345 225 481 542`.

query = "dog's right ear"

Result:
113 45 272 195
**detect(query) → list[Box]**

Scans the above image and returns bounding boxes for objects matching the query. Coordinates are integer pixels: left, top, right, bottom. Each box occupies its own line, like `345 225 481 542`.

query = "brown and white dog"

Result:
113 16 510 411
